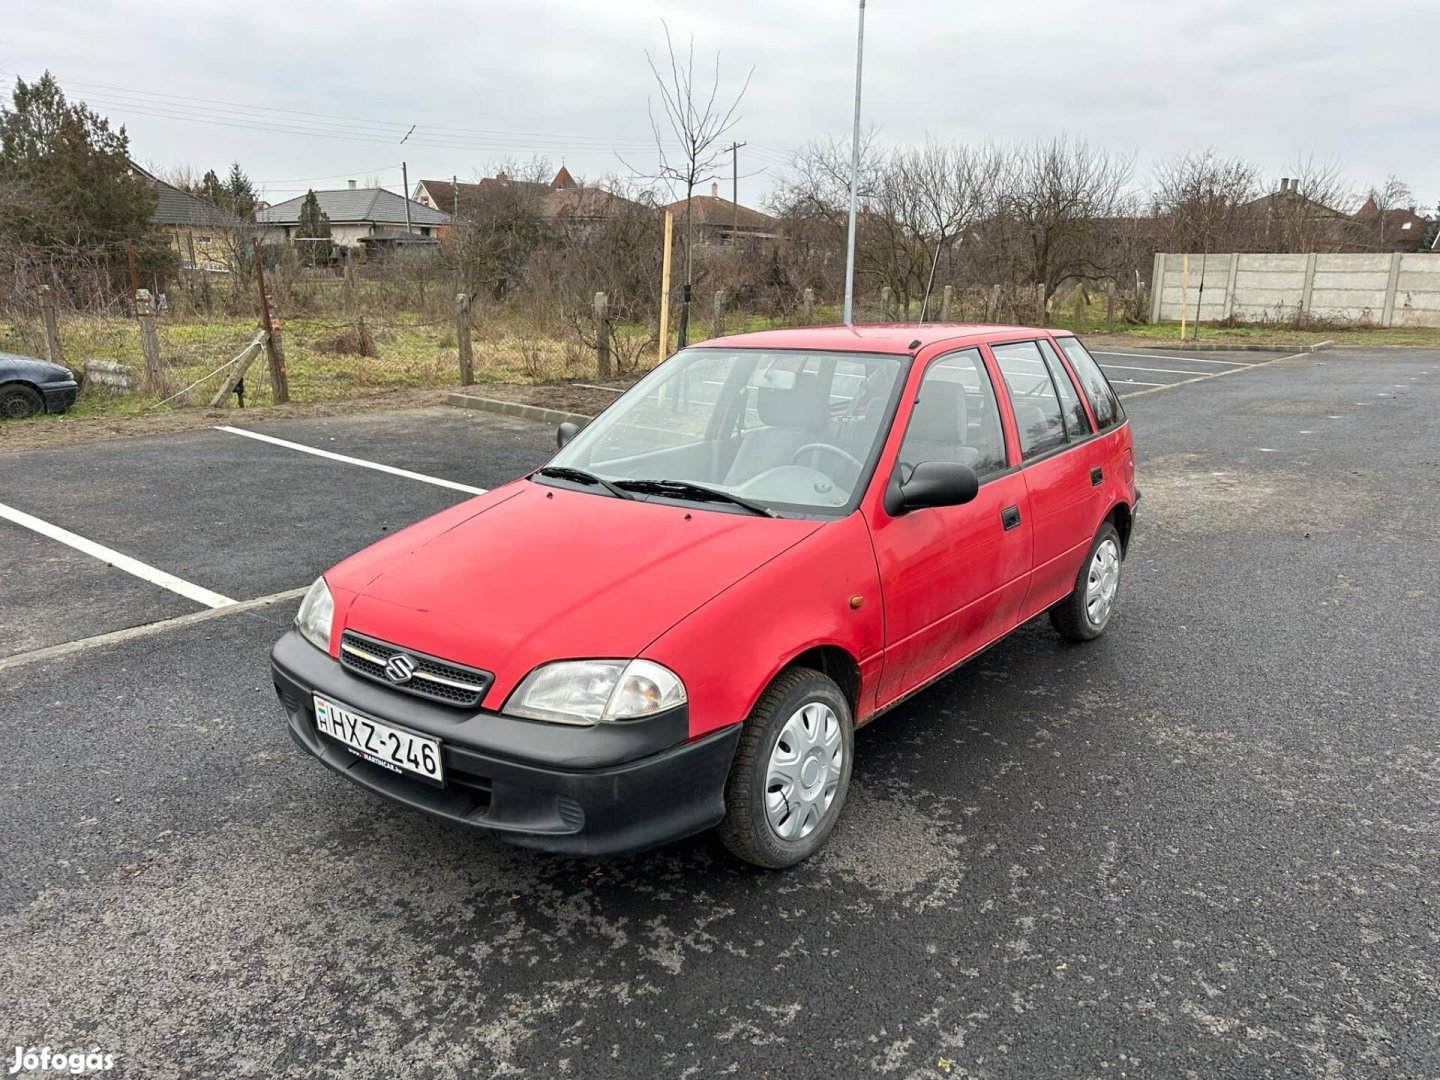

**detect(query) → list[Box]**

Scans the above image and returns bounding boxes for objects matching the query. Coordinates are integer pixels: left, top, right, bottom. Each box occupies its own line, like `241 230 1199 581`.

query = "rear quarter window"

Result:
1055 337 1124 430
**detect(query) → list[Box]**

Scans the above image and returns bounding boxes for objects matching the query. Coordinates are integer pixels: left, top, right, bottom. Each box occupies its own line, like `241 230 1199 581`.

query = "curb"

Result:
445 392 594 427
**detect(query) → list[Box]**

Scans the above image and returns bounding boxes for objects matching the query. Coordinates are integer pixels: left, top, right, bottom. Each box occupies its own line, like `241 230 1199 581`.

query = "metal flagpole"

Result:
842 0 867 326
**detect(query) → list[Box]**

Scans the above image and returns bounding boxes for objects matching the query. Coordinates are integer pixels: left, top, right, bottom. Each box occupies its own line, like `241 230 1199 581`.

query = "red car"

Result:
271 325 1136 868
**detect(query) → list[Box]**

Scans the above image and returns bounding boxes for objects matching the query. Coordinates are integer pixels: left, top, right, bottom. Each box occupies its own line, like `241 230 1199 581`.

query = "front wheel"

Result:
0 383 43 420
717 667 854 869
1050 520 1123 642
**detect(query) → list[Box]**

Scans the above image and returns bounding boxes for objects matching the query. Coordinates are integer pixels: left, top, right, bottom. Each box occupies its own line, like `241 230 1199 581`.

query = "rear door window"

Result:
1037 338 1092 438
1056 337 1124 430
991 341 1067 460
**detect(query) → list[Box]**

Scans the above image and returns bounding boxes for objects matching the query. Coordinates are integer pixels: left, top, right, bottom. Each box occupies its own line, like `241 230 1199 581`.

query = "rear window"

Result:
1056 337 1124 430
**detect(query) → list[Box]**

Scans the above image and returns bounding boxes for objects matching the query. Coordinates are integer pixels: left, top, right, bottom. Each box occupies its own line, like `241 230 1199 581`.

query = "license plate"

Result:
313 694 444 785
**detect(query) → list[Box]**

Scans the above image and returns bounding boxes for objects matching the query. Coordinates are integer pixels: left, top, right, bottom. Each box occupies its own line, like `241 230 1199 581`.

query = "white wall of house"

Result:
258 222 431 250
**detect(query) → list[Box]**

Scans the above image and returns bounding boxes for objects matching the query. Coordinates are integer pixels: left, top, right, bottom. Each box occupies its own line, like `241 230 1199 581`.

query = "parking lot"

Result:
2 345 1437 1077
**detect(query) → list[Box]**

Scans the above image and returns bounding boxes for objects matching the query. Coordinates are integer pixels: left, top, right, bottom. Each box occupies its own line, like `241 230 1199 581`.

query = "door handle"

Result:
1001 505 1021 530
1090 466 1103 486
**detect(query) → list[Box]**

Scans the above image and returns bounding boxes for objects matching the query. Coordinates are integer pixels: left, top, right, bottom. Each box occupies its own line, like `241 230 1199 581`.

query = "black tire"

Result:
0 383 43 420
1050 520 1123 642
717 667 854 869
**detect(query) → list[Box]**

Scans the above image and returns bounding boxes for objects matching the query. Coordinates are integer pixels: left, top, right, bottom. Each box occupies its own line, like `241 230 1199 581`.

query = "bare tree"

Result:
991 138 1134 299
1151 149 1264 253
638 23 752 306
1361 174 1415 249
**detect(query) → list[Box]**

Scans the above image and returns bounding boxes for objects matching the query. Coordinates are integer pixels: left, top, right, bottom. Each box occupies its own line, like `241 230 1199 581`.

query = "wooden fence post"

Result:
1071 287 1085 331
988 285 1001 322
456 292 475 385
135 289 164 390
1105 281 1116 333
1035 283 1047 326
251 239 289 403
593 292 612 380
712 289 726 338
802 288 815 325
940 285 953 322
880 286 892 321
38 285 64 368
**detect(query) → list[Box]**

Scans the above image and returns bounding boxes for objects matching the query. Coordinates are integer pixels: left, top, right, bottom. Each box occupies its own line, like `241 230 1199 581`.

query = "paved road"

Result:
1 348 1437 1078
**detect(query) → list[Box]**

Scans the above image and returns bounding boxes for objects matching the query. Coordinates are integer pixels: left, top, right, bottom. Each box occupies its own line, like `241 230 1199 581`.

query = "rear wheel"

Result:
1050 520 1123 642
0 383 43 420
717 667 853 869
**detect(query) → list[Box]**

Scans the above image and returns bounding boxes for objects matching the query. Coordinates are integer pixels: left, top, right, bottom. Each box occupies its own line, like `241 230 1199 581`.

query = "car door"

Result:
866 346 1033 704
988 338 1103 621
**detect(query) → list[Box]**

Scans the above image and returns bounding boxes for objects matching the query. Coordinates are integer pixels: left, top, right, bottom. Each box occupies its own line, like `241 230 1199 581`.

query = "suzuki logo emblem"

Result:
384 654 416 683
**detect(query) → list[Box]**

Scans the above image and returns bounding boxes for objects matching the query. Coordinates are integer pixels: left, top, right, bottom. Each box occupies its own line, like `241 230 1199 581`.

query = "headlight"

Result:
295 576 335 652
503 659 686 726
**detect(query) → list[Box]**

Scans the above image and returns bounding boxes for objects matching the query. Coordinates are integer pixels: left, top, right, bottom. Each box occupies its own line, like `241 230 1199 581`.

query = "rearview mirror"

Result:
885 461 980 516
556 421 580 448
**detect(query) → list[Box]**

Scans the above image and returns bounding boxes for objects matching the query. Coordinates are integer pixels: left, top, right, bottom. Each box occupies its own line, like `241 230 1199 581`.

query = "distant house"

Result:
663 184 778 243
130 162 248 271
413 167 646 224
256 182 449 250
1237 178 1358 252
1353 197 1432 252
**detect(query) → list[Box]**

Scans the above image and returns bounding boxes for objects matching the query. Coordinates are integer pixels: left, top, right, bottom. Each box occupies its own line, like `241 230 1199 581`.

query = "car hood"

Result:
332 480 823 701
0 352 74 382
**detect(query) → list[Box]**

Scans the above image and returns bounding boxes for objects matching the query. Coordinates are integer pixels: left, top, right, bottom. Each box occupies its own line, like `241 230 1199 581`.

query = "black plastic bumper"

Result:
41 382 78 412
270 630 741 855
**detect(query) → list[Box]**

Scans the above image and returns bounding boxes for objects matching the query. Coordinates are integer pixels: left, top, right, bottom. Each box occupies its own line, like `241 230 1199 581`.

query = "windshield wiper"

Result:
535 465 634 500
614 478 776 517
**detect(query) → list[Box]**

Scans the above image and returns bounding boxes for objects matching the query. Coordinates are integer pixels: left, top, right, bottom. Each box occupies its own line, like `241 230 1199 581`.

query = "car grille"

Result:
338 631 493 708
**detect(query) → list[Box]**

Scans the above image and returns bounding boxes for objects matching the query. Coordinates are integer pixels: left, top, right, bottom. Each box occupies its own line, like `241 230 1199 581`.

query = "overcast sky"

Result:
4 0 1437 211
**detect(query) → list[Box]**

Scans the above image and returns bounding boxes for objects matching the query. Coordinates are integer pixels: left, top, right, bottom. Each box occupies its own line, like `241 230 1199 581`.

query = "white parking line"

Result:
0 586 308 672
1100 363 1217 376
1091 351 1250 366
217 426 488 495
1105 378 1166 386
0 501 237 608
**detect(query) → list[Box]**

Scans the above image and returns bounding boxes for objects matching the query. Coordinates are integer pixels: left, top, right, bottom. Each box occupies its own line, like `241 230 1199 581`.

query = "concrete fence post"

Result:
1105 281 1116 333
593 292 611 380
988 285 1001 322
1035 283 1047 326
1222 253 1240 321
135 289 164 390
1071 287 1085 331
802 288 815 325
38 285 64 368
880 286 893 321
1381 252 1402 327
940 285 953 322
456 292 474 385
1149 253 1165 323
1299 253 1318 316
712 289 726 338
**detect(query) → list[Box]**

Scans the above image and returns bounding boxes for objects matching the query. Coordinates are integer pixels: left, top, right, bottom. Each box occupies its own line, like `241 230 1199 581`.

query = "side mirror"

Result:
556 421 580 449
885 461 980 516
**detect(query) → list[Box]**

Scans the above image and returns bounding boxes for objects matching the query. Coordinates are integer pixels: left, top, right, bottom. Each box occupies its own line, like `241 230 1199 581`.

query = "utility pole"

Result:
843 0 867 325
402 161 412 234
728 140 747 237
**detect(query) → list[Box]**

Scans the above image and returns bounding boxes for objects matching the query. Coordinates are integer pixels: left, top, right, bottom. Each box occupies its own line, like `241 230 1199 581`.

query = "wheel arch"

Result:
770 643 862 721
1107 500 1133 555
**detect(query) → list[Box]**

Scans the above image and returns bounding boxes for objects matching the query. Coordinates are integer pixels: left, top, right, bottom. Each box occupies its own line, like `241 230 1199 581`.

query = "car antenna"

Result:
915 238 946 325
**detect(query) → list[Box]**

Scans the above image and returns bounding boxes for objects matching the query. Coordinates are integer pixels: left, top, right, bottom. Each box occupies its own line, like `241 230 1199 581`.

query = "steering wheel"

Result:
792 443 865 474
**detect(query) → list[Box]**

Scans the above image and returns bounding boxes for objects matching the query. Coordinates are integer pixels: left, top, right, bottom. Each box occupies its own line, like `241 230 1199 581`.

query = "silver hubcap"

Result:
765 702 843 841
1086 538 1121 626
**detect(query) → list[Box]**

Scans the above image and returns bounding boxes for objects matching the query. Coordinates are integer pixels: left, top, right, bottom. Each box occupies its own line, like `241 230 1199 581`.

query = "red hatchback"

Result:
271 325 1137 867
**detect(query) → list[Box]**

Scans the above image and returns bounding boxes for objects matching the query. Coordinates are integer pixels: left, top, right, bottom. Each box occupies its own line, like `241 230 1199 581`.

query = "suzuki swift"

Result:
271 325 1137 868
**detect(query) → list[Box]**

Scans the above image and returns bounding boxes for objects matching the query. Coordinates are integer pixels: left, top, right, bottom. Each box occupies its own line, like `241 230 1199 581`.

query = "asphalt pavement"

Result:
1 347 1436 1079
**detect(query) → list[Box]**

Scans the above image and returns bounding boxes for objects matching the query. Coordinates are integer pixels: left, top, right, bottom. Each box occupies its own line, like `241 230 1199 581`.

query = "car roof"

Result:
693 323 1070 355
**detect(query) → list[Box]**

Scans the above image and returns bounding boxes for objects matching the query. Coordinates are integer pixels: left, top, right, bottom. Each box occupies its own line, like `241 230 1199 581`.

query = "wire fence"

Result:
1 251 1139 416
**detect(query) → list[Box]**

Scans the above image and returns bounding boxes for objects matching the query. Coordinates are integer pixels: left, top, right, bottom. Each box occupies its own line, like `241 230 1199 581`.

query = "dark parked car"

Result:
0 353 79 419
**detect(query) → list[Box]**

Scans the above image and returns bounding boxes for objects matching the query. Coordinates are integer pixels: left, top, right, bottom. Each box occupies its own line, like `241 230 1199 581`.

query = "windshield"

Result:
544 348 908 516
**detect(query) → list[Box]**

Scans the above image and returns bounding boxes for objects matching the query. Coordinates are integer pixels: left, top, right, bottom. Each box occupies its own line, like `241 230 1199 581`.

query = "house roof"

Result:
257 188 450 227
663 194 777 233
416 173 646 221
127 162 247 229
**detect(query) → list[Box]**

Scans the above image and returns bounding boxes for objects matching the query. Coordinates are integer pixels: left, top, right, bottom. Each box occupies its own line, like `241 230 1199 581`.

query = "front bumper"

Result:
41 381 78 412
270 629 741 855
